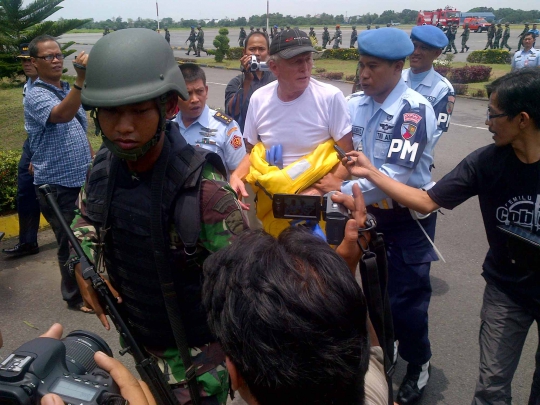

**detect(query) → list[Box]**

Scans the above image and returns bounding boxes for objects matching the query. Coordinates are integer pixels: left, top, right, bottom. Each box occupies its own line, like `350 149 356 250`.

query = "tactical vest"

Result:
86 129 226 349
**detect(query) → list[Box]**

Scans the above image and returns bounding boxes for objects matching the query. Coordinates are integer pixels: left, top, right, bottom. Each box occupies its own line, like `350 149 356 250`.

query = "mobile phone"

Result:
334 144 351 161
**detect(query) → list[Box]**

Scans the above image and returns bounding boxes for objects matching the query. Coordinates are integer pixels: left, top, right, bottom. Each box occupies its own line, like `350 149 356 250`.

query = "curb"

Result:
0 214 49 240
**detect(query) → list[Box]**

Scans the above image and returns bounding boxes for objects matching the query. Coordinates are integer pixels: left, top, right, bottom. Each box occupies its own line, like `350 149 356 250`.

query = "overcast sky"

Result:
44 0 538 22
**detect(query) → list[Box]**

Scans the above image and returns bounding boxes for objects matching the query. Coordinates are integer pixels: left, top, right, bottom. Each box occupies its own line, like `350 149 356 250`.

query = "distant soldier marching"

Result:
501 23 511 51
185 26 197 55
350 26 358 48
238 27 247 47
460 23 470 52
493 23 503 48
330 24 342 49
322 26 330 49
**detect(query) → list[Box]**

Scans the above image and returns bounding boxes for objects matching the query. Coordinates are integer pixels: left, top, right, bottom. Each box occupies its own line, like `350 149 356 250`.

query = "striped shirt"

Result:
24 79 91 187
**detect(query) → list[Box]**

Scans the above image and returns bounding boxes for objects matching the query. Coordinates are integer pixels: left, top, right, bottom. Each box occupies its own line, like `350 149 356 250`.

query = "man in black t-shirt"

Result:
343 68 540 405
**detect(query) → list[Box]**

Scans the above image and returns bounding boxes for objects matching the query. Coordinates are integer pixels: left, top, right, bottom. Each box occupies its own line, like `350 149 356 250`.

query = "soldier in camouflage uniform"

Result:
186 26 197 55
493 23 503 49
517 23 529 51
238 27 246 47
443 24 458 54
322 26 330 49
331 24 342 49
196 26 207 57
350 25 358 48
309 27 318 45
460 23 470 52
484 24 496 50
72 28 248 405
501 23 512 51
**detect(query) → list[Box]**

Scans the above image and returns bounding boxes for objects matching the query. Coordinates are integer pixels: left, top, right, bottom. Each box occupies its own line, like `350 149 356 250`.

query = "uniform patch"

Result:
214 111 233 125
379 123 394 131
225 210 245 235
387 114 393 121
426 96 436 104
352 126 364 136
230 135 242 150
227 126 238 136
403 113 422 125
446 95 455 115
401 123 417 140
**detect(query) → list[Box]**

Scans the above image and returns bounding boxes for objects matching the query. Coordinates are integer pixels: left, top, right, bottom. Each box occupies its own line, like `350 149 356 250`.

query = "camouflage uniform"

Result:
238 27 246 47
517 24 529 51
444 25 458 54
186 28 197 55
309 27 318 45
331 27 342 49
501 24 511 51
72 126 248 405
164 28 171 44
350 26 358 48
484 24 495 50
322 27 330 49
196 26 207 57
460 25 470 52
493 24 503 49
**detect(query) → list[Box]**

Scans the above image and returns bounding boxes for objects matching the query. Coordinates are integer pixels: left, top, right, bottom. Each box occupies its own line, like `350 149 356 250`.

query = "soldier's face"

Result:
98 100 161 149
178 79 208 123
358 55 402 103
409 40 441 73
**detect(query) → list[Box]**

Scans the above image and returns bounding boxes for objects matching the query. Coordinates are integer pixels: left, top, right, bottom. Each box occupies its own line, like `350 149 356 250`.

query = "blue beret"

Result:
411 25 449 49
357 28 413 60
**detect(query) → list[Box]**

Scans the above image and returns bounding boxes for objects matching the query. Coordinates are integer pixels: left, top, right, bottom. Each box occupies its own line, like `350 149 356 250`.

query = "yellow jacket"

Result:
246 139 340 236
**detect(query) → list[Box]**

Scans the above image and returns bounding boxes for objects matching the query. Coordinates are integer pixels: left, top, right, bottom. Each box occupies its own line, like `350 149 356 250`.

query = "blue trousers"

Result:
17 139 40 244
369 207 438 366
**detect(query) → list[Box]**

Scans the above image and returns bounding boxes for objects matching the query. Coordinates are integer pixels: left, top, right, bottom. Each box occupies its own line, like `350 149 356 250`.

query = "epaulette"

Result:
214 111 233 125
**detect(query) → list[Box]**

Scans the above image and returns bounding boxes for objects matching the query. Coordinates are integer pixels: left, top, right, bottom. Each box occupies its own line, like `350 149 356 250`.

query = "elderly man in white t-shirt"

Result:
229 28 353 231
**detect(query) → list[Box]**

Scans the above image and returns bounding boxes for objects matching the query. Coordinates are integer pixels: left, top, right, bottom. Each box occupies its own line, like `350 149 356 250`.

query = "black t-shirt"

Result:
428 144 540 315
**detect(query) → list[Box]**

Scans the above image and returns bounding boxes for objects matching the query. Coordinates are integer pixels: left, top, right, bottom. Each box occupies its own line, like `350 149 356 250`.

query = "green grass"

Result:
0 77 101 152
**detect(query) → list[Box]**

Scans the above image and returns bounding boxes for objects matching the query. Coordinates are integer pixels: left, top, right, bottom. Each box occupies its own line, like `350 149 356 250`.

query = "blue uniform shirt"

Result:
24 79 90 188
174 105 245 176
512 48 540 70
342 79 438 206
402 67 455 145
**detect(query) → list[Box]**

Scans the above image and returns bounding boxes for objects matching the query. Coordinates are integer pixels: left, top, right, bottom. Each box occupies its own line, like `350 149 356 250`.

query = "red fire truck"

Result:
416 6 461 27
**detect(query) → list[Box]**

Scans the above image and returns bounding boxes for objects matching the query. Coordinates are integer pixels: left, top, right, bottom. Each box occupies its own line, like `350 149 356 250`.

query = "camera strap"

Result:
358 230 395 405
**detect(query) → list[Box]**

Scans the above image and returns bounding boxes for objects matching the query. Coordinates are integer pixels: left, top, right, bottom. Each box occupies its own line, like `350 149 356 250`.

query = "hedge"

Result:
226 47 244 60
320 48 359 61
466 49 511 65
434 64 492 84
0 150 20 214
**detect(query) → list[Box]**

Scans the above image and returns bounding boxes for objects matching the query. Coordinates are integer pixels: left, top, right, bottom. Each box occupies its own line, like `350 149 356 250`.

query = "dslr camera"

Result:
249 55 269 72
0 331 124 405
272 191 348 245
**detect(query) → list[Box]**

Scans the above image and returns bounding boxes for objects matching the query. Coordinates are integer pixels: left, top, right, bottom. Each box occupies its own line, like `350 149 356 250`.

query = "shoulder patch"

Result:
227 126 238 137
214 111 233 125
230 135 243 150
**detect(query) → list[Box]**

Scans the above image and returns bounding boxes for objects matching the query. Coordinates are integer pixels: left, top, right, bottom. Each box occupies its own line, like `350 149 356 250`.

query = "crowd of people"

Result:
1 22 540 405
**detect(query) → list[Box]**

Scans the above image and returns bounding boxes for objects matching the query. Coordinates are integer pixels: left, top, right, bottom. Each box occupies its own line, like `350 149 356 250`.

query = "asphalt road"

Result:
1 66 537 404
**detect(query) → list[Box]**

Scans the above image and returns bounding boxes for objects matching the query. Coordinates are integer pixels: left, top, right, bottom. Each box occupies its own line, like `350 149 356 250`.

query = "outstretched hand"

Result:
341 150 376 179
331 184 370 274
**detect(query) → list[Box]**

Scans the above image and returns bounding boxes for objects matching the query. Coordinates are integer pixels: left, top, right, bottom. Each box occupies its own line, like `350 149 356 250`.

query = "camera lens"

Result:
62 330 113 375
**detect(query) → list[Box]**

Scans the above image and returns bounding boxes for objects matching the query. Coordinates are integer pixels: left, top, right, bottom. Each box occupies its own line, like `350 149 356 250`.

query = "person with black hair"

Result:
343 68 540 405
225 31 276 132
202 184 388 405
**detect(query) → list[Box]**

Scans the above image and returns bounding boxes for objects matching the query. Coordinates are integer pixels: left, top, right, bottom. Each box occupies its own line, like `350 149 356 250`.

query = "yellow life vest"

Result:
246 139 340 236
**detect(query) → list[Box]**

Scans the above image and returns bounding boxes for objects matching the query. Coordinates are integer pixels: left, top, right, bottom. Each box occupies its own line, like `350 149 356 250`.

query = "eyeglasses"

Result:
486 109 508 121
35 53 65 62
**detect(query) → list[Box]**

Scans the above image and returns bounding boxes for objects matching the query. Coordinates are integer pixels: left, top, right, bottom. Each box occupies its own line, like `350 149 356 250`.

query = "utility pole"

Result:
156 1 160 33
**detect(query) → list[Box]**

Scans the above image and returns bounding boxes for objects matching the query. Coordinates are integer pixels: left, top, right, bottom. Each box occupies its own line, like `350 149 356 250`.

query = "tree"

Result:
0 0 90 79
213 27 229 62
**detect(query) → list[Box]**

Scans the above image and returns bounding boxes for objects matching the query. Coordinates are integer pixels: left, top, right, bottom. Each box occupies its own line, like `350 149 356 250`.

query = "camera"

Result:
249 55 269 72
0 331 124 405
272 192 348 245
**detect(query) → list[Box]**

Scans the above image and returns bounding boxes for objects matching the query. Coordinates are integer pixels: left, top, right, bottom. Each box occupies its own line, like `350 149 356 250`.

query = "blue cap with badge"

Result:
357 28 414 60
410 25 449 49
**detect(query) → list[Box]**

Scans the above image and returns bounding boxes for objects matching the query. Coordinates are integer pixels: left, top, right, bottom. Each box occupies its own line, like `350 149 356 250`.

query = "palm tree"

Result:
0 0 90 78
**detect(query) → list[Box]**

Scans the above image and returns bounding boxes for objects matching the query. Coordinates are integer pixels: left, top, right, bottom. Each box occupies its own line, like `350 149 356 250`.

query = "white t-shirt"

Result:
244 78 352 166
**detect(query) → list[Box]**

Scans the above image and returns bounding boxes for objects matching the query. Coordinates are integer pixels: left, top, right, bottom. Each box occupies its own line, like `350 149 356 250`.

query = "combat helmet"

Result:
352 25 356 29
82 28 188 161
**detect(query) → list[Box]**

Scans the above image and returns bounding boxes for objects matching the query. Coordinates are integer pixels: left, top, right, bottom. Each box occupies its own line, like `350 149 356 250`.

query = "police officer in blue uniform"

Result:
173 63 245 176
403 25 455 149
511 32 540 71
340 28 439 405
